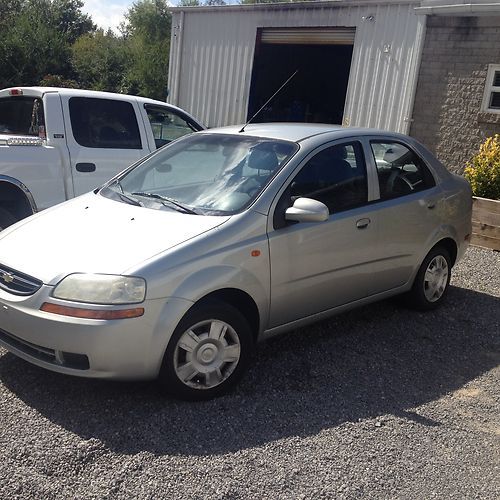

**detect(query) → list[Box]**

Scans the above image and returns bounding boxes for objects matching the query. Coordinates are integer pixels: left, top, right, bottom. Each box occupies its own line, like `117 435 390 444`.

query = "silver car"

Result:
0 124 472 400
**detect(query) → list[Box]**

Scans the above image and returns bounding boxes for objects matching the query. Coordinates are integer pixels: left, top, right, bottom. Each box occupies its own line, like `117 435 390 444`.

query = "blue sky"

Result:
82 1 238 32
81 0 136 32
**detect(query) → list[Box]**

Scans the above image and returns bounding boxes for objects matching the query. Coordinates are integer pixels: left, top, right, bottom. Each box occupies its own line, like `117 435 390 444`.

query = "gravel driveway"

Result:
1 246 499 499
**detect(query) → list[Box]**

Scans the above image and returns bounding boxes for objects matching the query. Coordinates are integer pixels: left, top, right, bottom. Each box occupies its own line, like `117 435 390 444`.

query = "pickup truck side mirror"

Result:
285 197 329 223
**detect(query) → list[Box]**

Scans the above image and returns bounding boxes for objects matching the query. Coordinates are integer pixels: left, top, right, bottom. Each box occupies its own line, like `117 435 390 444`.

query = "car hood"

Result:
0 193 230 285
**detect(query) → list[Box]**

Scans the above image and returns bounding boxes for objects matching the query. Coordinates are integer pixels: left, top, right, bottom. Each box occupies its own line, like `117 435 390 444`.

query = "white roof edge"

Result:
0 86 173 107
415 2 500 15
169 0 418 13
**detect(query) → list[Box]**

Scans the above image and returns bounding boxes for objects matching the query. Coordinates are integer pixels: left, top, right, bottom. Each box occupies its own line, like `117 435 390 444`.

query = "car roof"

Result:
199 123 402 143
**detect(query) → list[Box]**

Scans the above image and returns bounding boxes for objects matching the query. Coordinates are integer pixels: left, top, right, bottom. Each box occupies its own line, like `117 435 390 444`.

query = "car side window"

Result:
69 97 142 149
370 141 435 200
145 105 197 149
289 142 368 214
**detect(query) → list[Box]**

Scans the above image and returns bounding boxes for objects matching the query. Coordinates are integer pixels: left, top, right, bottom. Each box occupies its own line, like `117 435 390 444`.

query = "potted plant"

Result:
464 134 500 251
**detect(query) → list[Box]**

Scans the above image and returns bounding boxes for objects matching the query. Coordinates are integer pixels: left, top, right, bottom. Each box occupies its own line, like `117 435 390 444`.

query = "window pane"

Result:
493 71 500 87
489 91 500 109
69 97 142 149
290 142 368 213
145 106 196 148
0 97 45 137
371 141 434 200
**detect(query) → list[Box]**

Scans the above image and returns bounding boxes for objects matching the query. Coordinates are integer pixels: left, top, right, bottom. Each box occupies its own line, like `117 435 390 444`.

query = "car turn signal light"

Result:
40 302 144 320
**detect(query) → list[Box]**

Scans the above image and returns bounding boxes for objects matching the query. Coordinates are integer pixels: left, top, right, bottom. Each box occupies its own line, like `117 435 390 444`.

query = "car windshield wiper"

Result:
131 192 199 215
118 192 143 207
106 181 143 207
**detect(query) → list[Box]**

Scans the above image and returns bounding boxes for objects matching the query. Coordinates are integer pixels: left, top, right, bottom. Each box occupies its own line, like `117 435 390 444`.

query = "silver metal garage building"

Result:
167 0 426 133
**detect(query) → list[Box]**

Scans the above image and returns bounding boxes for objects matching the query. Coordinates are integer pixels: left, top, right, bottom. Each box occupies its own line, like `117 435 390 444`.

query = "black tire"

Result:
158 300 253 401
0 207 16 232
406 246 452 311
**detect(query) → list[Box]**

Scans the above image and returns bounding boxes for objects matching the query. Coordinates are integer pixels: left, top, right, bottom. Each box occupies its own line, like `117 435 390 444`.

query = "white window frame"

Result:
481 64 500 114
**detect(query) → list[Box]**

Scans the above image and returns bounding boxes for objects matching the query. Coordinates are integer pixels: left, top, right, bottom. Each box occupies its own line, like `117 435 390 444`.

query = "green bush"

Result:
464 135 500 200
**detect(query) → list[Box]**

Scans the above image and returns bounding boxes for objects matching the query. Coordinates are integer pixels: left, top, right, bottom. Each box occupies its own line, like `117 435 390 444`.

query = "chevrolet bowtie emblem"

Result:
1 271 14 284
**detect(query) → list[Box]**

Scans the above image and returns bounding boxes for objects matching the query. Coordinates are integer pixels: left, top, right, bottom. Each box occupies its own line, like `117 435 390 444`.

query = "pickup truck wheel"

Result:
158 300 253 400
0 207 16 231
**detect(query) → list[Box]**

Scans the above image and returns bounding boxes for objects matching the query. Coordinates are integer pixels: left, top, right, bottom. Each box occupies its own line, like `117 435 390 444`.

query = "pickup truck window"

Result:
0 97 45 137
69 97 142 149
145 105 197 149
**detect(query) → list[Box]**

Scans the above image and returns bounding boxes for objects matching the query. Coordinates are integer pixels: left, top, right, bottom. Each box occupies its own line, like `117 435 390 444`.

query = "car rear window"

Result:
0 97 45 137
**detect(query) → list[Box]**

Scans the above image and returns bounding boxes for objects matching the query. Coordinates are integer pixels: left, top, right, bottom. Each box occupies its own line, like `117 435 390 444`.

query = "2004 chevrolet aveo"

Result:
0 124 472 400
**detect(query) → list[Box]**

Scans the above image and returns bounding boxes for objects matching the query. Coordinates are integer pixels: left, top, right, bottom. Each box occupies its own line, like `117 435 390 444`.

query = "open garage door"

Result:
248 27 355 125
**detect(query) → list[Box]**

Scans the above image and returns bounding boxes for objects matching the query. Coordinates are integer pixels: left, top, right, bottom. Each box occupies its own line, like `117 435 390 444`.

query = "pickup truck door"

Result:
139 103 204 150
60 95 151 196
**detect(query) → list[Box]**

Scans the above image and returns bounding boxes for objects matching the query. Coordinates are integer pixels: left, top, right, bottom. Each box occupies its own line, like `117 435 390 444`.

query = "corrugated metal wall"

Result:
168 1 425 133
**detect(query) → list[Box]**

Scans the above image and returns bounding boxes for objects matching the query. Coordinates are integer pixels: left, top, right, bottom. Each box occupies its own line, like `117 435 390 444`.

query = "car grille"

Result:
0 328 89 370
0 263 43 296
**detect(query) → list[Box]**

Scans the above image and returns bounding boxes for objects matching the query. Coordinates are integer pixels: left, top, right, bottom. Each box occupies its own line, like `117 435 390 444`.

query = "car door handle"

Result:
75 163 96 173
427 202 436 209
356 218 371 229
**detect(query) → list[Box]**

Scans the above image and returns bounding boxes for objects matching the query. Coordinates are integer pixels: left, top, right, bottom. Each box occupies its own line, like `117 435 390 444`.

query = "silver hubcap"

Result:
423 255 449 302
174 319 241 390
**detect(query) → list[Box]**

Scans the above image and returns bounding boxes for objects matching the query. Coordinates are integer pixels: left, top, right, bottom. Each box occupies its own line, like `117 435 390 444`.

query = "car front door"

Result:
267 140 379 328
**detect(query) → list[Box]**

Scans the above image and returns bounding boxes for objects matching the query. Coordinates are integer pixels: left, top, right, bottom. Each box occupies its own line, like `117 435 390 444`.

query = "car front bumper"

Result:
0 286 193 380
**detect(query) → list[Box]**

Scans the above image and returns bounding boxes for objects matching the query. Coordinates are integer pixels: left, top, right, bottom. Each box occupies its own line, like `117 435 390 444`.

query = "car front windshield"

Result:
102 133 298 214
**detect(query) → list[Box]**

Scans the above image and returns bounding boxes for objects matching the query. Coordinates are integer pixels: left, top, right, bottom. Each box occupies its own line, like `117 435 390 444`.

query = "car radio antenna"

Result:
239 69 299 133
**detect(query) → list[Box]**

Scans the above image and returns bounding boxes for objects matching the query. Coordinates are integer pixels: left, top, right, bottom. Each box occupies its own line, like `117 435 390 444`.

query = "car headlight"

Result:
53 274 146 304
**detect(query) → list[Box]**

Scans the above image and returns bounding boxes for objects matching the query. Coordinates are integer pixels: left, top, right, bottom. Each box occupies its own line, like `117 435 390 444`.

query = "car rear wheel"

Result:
0 207 16 231
408 246 451 310
158 300 253 400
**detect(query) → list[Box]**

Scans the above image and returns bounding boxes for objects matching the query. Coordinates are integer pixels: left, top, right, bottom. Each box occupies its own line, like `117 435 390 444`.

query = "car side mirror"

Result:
285 197 329 223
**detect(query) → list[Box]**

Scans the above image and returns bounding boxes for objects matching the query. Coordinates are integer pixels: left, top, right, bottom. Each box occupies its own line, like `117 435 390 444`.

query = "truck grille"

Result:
0 263 43 296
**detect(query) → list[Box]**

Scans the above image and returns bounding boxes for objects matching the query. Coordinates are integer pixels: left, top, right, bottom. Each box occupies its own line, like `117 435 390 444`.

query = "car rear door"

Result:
60 94 150 196
140 103 204 150
362 137 444 293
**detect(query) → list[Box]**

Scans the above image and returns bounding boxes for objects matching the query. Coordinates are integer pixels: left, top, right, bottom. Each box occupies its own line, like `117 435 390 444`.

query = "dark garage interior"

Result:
248 42 354 125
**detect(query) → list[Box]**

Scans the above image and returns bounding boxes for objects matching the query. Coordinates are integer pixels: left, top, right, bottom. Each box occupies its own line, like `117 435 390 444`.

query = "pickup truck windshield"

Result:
0 97 45 137
102 133 298 214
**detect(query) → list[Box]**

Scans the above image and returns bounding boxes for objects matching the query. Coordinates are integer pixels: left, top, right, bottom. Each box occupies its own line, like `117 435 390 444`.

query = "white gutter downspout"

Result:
403 13 427 134
171 11 185 106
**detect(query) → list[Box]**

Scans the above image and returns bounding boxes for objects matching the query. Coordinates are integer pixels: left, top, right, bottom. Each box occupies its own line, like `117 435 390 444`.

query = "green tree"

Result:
0 0 95 88
39 74 79 88
72 29 127 92
0 1 70 87
120 0 171 100
51 0 96 44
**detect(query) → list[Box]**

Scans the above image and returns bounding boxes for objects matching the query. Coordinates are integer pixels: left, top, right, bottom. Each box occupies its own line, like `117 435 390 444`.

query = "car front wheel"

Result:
408 246 452 310
158 300 253 400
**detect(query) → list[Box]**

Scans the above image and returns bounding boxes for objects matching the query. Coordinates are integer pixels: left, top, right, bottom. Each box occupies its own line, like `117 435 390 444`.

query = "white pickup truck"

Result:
0 87 204 230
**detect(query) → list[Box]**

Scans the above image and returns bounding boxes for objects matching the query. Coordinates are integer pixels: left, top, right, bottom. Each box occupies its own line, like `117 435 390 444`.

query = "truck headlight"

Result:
53 274 146 304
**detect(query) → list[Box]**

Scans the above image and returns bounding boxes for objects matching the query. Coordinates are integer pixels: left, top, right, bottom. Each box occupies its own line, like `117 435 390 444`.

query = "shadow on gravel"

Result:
1 285 499 456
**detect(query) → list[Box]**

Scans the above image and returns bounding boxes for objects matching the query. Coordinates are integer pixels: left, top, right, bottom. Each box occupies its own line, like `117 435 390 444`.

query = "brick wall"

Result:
410 16 500 173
